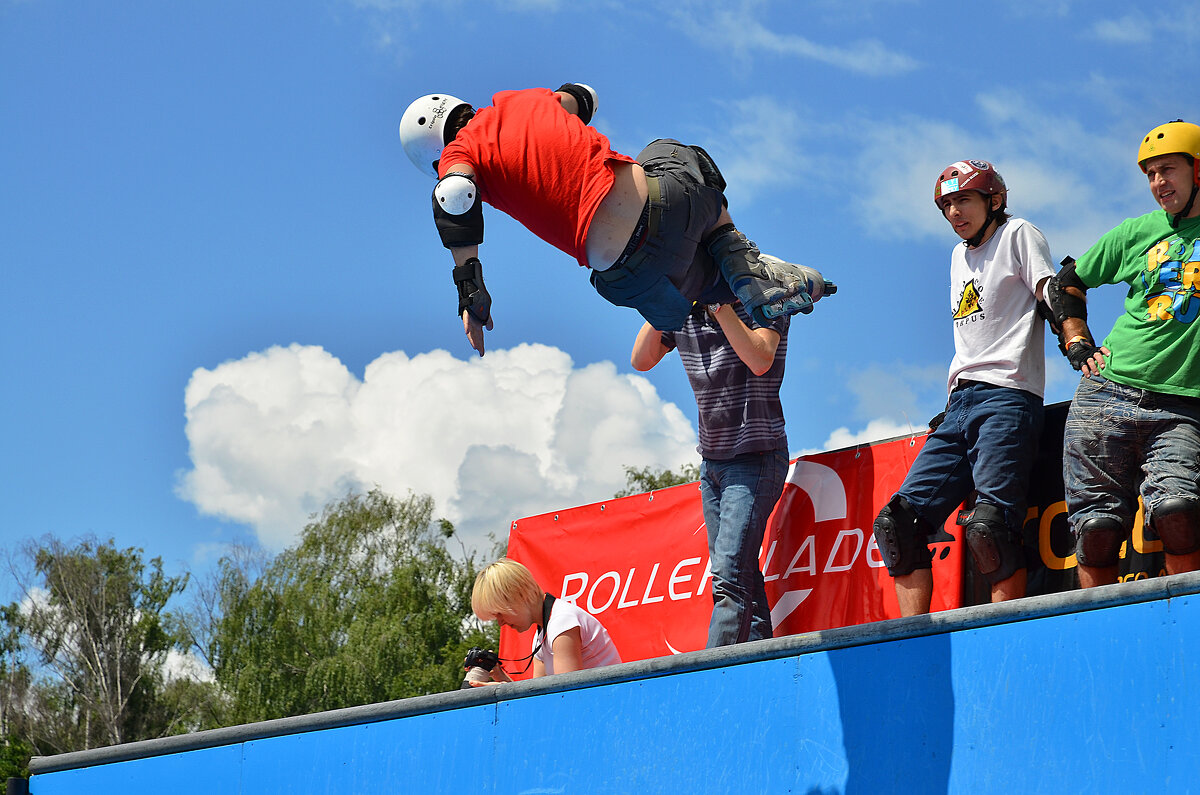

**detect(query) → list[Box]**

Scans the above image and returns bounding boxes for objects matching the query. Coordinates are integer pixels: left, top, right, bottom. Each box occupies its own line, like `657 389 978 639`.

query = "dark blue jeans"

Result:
898 381 1044 562
700 448 788 647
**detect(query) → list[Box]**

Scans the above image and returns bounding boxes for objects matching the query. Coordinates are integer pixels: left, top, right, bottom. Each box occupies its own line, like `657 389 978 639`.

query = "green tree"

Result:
9 537 190 753
614 462 701 498
1 605 32 792
210 489 494 723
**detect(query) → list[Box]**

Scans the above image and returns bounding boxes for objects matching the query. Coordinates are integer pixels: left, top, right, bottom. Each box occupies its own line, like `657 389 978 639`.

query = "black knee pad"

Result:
872 496 934 577
1075 516 1126 568
963 502 1023 585
1150 497 1200 556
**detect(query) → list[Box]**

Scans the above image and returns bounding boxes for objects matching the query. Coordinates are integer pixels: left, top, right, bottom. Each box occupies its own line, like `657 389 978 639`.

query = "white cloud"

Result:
1087 10 1200 44
18 586 50 619
814 418 918 454
670 1 919 76
1043 354 1083 406
177 343 697 555
1088 16 1152 44
845 362 947 425
164 648 214 684
849 89 1154 254
854 113 972 241
789 362 943 455
345 0 418 8
702 97 813 208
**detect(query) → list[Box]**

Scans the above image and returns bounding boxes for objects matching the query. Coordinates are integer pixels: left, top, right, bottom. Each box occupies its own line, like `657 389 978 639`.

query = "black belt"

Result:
952 379 982 392
612 200 651 269
1171 392 1200 409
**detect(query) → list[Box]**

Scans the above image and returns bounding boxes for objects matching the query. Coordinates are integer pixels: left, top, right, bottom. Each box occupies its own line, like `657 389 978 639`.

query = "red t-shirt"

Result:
438 88 636 268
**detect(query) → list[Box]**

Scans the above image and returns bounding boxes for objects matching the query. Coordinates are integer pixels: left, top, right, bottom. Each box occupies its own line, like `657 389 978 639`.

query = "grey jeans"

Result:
590 139 731 331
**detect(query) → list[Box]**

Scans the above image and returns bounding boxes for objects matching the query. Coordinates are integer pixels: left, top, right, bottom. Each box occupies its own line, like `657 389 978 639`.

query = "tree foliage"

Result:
1 605 32 791
614 462 701 498
1 489 494 762
210 489 494 723
6 537 196 755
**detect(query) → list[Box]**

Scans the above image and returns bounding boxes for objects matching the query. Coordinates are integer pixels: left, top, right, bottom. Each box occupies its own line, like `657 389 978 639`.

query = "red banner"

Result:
504 433 964 673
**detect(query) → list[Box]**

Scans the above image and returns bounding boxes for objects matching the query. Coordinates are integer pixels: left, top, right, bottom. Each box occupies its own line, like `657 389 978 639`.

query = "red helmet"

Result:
934 159 1007 210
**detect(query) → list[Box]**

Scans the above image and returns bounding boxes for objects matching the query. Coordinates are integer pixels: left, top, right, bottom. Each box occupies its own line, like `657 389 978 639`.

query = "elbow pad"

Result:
1035 298 1063 337
432 172 484 248
556 83 598 124
1046 256 1088 325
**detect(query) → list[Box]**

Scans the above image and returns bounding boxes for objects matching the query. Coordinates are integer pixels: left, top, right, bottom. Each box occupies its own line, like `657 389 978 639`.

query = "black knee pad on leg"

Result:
873 496 934 577
1150 497 1200 556
963 502 1023 585
1075 516 1126 568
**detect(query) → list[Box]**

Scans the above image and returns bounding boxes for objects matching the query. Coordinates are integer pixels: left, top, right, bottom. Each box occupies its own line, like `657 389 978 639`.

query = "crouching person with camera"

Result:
464 558 621 686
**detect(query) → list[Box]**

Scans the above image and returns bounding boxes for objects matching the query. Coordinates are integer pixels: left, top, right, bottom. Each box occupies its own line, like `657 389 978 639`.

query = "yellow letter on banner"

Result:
1039 501 1077 570
1131 498 1162 555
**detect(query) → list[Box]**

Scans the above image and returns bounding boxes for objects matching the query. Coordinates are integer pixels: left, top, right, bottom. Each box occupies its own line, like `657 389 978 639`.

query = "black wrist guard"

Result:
453 257 492 324
1065 337 1102 371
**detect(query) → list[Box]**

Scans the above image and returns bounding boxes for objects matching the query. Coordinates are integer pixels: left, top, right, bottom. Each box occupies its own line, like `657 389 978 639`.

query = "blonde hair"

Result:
472 558 544 618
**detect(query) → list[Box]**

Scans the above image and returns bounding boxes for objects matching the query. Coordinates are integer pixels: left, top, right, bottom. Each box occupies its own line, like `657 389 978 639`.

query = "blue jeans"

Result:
700 449 788 647
1064 375 1200 537
898 381 1043 551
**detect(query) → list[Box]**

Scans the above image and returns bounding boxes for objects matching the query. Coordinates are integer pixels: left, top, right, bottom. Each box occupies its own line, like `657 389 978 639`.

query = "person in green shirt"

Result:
1047 119 1200 588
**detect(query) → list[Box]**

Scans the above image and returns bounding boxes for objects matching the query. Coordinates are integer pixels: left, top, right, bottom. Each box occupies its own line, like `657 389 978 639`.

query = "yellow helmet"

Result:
1138 119 1200 173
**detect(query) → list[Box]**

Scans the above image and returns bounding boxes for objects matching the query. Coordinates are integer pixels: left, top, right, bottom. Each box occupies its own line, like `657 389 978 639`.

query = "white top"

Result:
535 599 621 675
946 217 1055 397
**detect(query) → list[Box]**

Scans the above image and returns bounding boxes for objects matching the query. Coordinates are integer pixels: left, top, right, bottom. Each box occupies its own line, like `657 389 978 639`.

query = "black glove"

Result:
928 411 946 432
453 257 492 324
1065 336 1103 371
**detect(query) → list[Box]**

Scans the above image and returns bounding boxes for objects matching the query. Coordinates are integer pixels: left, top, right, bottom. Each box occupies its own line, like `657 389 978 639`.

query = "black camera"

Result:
464 647 499 670
461 647 500 689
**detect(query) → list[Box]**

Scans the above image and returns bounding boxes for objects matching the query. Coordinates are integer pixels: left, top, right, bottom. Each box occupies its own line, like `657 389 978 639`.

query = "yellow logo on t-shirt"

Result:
953 280 984 320
1143 235 1199 323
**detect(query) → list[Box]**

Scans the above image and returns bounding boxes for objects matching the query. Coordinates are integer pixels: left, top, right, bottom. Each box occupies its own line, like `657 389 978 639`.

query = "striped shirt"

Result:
662 303 789 460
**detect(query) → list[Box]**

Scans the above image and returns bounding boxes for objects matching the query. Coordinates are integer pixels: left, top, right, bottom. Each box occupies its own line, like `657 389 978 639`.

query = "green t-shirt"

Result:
1076 210 1200 398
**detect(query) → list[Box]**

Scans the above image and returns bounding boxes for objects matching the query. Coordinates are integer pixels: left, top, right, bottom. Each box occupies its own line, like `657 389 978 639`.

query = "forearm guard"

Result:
453 257 492 324
1045 256 1088 326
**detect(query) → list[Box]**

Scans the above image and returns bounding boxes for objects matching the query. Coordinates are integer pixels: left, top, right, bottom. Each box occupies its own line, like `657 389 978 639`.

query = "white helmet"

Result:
399 94 470 178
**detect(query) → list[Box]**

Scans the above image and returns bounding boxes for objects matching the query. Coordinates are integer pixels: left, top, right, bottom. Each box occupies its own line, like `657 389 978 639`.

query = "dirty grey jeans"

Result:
590 139 731 331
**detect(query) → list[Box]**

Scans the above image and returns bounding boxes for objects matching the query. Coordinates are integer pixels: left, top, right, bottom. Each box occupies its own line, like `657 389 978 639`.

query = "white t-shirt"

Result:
946 217 1055 397
535 599 621 675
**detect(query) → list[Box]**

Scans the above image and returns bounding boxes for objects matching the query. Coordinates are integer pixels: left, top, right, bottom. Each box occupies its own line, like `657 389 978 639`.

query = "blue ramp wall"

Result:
28 573 1200 794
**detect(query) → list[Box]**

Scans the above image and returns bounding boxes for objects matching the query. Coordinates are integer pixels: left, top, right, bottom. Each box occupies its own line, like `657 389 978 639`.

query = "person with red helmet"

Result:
871 159 1056 615
1047 120 1200 587
398 87 834 357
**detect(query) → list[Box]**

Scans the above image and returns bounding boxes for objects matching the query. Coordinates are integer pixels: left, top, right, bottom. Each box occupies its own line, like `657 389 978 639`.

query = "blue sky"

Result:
2 0 1197 589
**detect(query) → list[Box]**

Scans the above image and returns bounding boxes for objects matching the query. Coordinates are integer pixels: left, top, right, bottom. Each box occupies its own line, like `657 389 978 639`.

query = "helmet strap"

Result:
965 198 1002 248
1170 177 1199 230
1167 156 1200 229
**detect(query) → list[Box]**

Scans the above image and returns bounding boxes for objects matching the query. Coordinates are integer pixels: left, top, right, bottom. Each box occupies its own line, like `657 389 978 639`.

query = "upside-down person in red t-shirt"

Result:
399 85 835 357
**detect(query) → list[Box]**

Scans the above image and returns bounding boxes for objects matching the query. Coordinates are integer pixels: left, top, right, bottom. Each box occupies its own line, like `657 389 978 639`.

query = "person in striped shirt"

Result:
631 300 796 647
